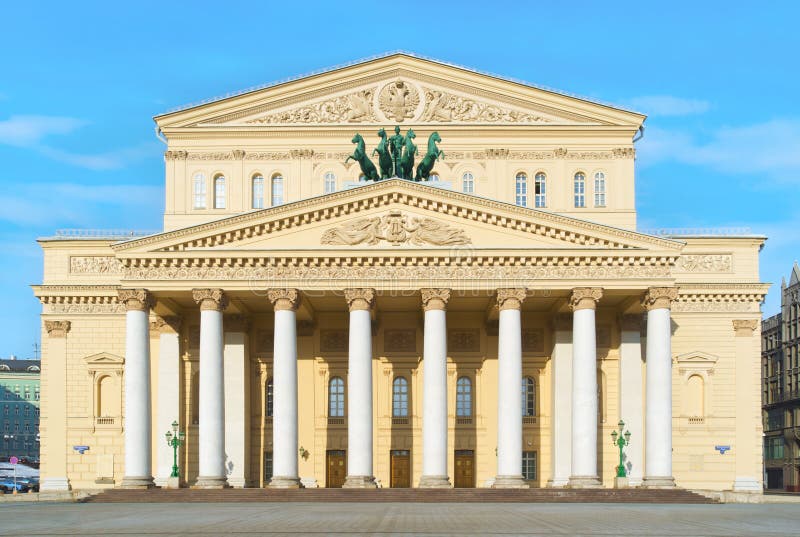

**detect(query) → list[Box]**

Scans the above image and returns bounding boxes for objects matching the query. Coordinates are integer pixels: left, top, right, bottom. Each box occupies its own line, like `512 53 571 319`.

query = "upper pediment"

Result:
155 54 645 130
113 179 681 256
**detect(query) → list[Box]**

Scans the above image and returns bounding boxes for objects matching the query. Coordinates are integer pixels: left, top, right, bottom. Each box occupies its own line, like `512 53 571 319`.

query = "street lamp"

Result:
610 420 631 478
3 434 14 457
164 421 185 478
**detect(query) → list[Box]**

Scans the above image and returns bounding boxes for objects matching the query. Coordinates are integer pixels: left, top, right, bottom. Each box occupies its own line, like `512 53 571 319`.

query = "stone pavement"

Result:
1 502 799 536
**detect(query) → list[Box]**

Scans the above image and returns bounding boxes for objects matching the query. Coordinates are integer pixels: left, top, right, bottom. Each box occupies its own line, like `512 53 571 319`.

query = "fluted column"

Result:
642 287 678 488
40 321 71 491
568 287 603 488
268 289 302 488
494 289 529 488
343 289 377 488
153 316 182 487
419 288 451 488
119 289 155 488
732 319 762 492
193 289 229 488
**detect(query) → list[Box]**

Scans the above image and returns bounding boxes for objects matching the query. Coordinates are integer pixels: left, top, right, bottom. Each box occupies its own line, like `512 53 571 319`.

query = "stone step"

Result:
86 488 716 504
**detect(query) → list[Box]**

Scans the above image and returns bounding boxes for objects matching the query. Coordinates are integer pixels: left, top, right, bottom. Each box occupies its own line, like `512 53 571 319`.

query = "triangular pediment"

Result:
674 351 718 367
155 54 645 129
83 352 125 373
114 180 682 255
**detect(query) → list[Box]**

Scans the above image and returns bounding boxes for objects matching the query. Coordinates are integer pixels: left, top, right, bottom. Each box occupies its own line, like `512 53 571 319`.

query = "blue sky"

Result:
1 1 798 357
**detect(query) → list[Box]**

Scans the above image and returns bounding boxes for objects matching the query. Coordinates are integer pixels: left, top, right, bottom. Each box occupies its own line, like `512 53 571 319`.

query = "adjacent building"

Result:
762 263 800 492
33 53 768 492
0 359 41 461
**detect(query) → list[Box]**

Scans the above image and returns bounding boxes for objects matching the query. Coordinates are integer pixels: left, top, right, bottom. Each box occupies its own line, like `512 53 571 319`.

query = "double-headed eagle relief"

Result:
346 127 444 181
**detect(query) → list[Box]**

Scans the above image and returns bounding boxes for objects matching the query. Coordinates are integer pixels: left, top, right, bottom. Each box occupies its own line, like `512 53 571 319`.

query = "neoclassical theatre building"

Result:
34 54 768 492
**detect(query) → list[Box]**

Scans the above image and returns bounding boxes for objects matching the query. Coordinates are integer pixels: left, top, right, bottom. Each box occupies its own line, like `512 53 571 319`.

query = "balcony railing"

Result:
523 416 538 425
687 416 705 425
456 417 473 425
95 417 116 426
391 417 409 425
327 417 346 426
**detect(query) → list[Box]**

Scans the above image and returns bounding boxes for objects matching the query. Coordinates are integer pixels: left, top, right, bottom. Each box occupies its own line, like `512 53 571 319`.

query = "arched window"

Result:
594 172 606 207
515 173 527 207
265 377 273 418
429 172 440 182
456 377 472 417
324 172 336 194
252 175 265 209
686 375 705 417
522 376 536 416
329 377 345 417
271 174 284 206
193 172 206 209
392 376 409 417
534 172 546 208
214 174 226 209
574 172 586 208
462 172 474 194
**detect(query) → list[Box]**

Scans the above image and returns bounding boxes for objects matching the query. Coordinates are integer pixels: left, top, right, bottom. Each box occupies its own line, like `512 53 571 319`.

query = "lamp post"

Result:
610 420 631 478
164 421 185 479
3 434 14 458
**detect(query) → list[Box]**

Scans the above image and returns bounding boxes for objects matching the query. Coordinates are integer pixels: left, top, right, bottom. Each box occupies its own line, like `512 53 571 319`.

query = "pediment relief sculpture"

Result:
320 210 471 247
246 89 379 124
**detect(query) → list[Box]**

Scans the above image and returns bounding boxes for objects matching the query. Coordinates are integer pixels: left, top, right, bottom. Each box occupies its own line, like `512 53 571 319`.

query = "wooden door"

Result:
454 450 475 488
326 450 346 488
390 450 411 488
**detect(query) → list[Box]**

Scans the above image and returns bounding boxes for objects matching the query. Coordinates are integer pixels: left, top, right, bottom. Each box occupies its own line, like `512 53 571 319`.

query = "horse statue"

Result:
345 133 379 181
414 132 444 181
372 128 393 179
397 129 417 180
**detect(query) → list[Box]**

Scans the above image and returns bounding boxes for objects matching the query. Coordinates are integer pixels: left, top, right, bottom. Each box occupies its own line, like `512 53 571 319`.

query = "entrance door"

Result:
454 450 475 488
326 450 346 488
390 450 411 488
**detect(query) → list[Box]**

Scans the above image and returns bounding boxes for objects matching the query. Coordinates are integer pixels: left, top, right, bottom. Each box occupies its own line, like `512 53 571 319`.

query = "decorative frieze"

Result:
642 287 679 311
186 152 235 161
320 330 348 352
321 210 471 247
44 320 71 338
247 89 379 124
118 289 154 312
163 150 188 160
421 88 551 124
70 256 123 274
496 288 527 311
267 288 301 311
569 288 603 311
671 285 767 313
244 152 292 160
344 288 375 311
448 329 480 352
421 288 451 311
384 329 416 352
192 288 229 312
675 255 732 273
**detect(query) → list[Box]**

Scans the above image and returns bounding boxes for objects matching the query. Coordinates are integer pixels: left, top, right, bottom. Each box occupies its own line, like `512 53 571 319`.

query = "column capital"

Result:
619 314 643 332
118 289 154 312
569 288 603 311
44 320 71 338
496 288 527 311
150 316 182 334
192 288 229 312
642 287 678 311
421 288 451 312
267 288 301 311
732 319 759 337
344 288 375 312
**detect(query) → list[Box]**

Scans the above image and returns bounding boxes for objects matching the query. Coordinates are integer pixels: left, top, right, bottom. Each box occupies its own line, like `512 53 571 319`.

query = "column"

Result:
268 289 302 488
192 288 229 488
547 314 572 488
119 289 155 488
494 289 529 488
224 315 251 488
642 287 678 488
343 289 377 488
40 320 71 491
419 288 451 488
153 316 182 487
619 314 644 486
732 319 762 492
568 287 603 488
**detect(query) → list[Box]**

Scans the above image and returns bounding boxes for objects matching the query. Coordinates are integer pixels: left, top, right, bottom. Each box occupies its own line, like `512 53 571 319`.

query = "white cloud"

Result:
37 143 158 171
637 119 800 179
625 96 711 117
0 115 86 146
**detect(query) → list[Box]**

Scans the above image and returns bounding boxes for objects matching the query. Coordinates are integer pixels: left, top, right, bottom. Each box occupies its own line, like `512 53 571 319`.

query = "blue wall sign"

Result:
73 445 90 454
714 445 731 454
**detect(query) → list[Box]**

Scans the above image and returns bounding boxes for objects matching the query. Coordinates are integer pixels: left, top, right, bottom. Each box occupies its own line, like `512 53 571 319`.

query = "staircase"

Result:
86 487 715 503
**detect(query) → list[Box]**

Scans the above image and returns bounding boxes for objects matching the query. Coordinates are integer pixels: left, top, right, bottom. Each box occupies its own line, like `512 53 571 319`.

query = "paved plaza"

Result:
2 502 799 536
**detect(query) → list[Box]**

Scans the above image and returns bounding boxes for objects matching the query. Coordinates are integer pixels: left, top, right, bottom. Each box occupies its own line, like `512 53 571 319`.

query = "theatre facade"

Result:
34 54 768 492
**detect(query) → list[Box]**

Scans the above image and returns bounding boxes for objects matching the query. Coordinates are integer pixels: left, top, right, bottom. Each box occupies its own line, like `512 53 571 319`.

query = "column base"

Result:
192 476 230 489
165 476 182 489
40 477 71 491
418 475 451 488
614 477 630 489
492 475 530 489
343 475 378 488
268 476 303 489
546 478 570 488
642 476 676 489
120 476 156 489
227 477 247 488
567 475 602 488
732 477 761 492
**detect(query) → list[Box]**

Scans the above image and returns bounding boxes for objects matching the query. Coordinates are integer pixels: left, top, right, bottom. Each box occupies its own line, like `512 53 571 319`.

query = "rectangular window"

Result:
263 451 273 482
193 173 207 209
515 174 527 207
271 176 284 206
574 173 586 208
522 451 537 480
594 172 606 207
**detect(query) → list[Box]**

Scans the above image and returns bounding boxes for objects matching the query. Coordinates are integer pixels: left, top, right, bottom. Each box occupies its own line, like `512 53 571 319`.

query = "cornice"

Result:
113 180 682 253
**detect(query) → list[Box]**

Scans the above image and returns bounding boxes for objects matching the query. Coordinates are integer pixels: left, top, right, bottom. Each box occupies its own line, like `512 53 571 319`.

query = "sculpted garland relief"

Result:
320 211 471 246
